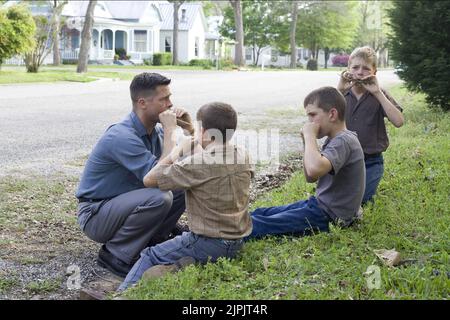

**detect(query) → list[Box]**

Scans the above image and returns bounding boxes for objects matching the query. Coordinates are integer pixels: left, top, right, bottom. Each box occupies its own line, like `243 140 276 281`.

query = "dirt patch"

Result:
0 154 303 300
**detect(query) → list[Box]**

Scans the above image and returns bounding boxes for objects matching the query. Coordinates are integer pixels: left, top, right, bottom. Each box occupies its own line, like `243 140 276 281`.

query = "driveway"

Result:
0 69 401 176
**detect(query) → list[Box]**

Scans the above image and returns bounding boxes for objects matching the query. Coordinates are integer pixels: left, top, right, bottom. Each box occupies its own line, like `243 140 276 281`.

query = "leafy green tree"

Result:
353 1 393 68
297 1 358 67
0 4 35 68
221 0 284 65
388 1 450 111
24 15 53 72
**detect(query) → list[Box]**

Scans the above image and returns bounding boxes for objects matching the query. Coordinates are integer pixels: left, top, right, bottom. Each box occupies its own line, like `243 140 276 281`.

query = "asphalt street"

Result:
0 69 401 176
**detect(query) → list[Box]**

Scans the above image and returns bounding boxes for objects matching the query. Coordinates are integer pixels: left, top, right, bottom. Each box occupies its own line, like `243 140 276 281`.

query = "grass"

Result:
0 68 136 84
123 85 449 300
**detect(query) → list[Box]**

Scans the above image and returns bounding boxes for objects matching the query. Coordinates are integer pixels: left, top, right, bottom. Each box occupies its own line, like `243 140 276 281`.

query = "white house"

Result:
241 46 337 68
158 2 211 63
3 0 163 64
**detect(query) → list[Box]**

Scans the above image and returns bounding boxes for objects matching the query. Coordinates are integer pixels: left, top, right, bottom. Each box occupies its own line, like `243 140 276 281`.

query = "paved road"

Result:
0 70 401 176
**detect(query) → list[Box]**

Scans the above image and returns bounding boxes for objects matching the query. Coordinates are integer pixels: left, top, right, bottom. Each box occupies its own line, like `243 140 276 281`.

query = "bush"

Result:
218 58 234 70
143 58 152 66
188 59 213 69
306 59 318 71
332 54 349 67
114 48 128 60
153 53 172 66
389 1 450 111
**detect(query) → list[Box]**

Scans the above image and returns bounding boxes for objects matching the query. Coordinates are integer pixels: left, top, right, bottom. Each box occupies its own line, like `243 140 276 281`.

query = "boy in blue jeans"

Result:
248 87 365 239
119 102 254 291
338 46 404 204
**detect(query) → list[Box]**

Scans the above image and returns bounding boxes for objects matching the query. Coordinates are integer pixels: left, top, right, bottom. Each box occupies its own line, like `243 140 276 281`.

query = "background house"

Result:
158 2 209 63
3 0 163 64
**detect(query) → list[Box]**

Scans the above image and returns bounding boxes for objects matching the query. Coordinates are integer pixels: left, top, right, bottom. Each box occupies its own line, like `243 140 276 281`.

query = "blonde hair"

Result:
348 46 377 70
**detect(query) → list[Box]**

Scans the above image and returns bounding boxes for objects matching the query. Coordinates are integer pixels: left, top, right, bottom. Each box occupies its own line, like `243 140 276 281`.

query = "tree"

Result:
388 1 450 111
0 4 35 68
354 1 393 68
24 15 53 72
297 1 358 66
168 1 184 65
76 0 96 73
289 1 299 68
229 0 245 67
51 0 67 66
221 0 283 66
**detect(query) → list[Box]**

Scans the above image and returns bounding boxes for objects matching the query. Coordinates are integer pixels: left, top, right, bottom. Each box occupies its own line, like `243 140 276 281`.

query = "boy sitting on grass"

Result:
247 87 365 240
118 102 255 291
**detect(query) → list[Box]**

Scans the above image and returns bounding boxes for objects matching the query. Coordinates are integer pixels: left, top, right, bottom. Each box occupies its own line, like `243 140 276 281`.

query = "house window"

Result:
165 36 172 53
134 30 147 52
195 37 199 57
271 49 279 62
181 9 187 22
245 48 252 61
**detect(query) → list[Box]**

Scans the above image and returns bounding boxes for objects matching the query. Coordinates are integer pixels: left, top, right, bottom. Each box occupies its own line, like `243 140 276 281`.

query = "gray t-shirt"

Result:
316 129 365 226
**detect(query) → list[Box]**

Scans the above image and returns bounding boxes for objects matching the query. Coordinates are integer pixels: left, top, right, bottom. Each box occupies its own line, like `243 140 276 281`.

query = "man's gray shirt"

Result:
76 112 163 200
316 129 365 226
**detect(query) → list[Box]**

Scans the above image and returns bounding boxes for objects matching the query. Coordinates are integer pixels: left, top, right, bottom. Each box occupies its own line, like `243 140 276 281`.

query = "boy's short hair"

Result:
349 46 377 70
303 86 346 121
197 102 237 143
130 72 171 104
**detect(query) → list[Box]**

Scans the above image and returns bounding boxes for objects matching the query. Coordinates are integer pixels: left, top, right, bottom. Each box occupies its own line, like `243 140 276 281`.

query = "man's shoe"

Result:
97 245 133 278
142 256 196 280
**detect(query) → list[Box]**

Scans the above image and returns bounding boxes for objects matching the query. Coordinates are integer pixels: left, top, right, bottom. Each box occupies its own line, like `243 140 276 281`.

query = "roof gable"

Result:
159 2 206 31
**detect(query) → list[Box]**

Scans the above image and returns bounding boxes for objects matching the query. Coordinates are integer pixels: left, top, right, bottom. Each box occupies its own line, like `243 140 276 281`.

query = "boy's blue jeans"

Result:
247 196 332 240
362 154 384 205
118 232 243 291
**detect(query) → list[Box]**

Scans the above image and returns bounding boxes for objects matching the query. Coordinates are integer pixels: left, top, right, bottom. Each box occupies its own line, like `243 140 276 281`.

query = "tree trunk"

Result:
230 0 245 67
77 0 96 73
289 1 298 69
52 1 66 66
324 47 329 69
172 1 183 65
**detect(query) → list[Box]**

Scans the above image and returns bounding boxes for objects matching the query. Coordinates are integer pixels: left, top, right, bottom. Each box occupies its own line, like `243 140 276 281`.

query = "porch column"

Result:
97 28 102 59
112 29 116 54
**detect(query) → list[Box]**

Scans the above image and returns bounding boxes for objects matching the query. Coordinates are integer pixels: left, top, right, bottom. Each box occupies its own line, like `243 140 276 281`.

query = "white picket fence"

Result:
3 51 79 65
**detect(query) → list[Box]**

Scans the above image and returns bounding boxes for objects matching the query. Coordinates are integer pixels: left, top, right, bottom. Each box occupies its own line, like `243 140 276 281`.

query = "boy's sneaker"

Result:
97 245 133 278
169 222 190 237
142 256 196 280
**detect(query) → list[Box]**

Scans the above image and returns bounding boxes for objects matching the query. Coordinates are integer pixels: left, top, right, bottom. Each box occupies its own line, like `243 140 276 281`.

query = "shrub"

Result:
388 1 450 111
332 54 349 67
306 59 318 71
114 48 128 60
153 53 172 66
188 59 213 69
143 58 152 66
218 58 235 70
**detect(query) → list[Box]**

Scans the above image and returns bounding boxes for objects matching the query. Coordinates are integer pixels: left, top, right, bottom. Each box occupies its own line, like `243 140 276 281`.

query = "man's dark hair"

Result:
303 86 346 121
130 72 171 105
196 102 237 143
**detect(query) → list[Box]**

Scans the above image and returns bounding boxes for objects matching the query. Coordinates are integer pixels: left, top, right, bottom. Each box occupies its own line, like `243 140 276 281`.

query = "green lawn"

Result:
0 69 137 84
123 85 450 300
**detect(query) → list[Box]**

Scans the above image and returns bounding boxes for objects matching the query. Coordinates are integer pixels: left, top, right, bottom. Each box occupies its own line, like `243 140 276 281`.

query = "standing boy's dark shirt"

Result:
344 88 402 155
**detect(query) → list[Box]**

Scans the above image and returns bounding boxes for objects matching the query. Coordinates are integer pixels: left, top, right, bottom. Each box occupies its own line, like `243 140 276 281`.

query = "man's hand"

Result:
159 110 177 131
301 122 320 140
